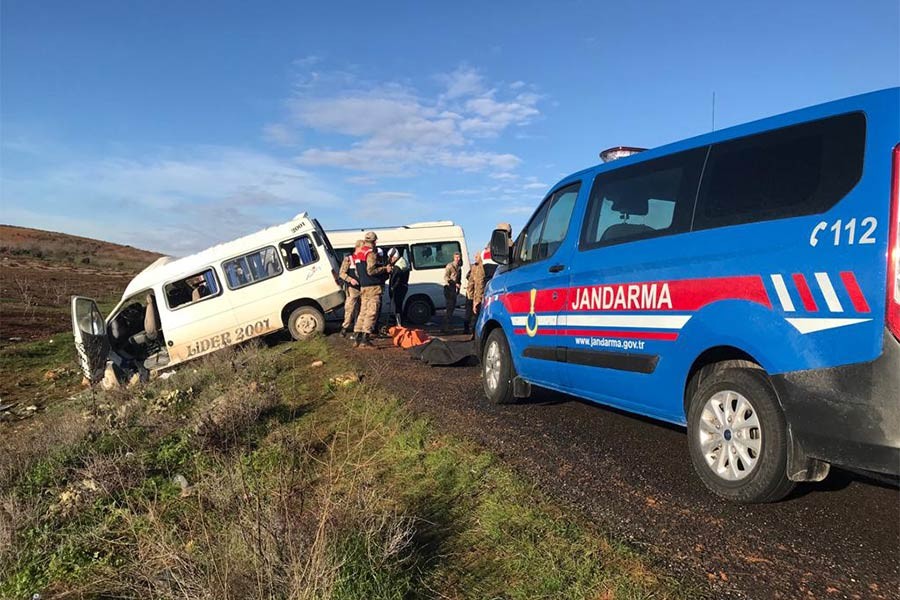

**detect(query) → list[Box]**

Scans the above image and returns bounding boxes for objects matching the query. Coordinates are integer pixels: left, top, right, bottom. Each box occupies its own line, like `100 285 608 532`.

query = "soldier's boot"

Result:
357 333 375 350
339 327 349 338
351 332 362 348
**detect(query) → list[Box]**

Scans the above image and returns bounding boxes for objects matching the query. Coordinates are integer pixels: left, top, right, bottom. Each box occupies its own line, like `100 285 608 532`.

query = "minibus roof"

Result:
122 212 316 299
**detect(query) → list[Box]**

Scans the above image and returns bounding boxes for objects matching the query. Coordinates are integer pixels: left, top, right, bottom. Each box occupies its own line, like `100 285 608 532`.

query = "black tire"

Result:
404 296 432 326
287 306 325 340
481 328 516 404
687 367 795 503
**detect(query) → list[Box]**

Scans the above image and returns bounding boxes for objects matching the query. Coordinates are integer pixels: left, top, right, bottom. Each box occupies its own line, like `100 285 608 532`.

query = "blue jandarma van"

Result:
477 88 899 503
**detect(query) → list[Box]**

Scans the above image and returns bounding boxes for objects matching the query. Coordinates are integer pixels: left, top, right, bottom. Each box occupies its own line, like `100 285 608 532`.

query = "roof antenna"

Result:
711 91 716 132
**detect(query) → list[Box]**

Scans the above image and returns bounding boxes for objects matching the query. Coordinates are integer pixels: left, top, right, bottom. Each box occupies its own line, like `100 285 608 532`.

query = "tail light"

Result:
887 144 900 340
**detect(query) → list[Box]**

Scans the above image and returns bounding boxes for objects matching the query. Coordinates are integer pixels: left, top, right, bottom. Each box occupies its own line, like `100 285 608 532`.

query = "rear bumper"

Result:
772 330 900 476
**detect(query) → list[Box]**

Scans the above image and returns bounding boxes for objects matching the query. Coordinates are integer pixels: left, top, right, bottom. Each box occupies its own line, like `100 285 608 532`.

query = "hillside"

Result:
0 224 162 343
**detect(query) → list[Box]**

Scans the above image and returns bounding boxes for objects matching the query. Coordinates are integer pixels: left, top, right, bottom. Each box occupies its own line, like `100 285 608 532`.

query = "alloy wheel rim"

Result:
698 390 762 481
484 340 501 392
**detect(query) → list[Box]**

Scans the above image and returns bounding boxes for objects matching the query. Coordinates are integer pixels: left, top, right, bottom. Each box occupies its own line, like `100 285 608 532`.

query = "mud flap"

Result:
513 376 532 399
786 426 831 482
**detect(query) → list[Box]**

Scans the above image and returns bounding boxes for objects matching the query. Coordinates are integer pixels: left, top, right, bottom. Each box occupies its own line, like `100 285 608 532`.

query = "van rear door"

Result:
312 218 341 273
71 296 110 383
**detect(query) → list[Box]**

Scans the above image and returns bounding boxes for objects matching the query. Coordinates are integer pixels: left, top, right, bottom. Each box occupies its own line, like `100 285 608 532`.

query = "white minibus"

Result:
327 221 471 325
72 213 343 382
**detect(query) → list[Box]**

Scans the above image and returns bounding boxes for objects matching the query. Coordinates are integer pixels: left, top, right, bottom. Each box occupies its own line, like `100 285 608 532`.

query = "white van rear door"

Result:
312 218 341 273
71 296 110 383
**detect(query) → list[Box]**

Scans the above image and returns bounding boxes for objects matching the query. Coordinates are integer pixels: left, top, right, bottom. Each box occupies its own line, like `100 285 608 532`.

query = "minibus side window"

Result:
580 148 706 250
165 268 221 310
222 246 283 290
279 235 320 270
411 242 461 270
693 112 865 230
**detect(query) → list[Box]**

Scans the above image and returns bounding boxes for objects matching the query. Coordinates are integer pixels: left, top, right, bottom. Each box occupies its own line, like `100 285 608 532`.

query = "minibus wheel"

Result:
404 297 432 326
687 367 795 503
287 306 325 340
482 328 515 404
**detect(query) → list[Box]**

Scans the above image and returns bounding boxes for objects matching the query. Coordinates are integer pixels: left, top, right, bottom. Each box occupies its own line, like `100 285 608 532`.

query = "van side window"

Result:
580 148 706 249
165 268 221 310
693 112 865 230
222 246 283 290
517 198 550 264
411 241 461 270
517 182 581 264
279 235 320 270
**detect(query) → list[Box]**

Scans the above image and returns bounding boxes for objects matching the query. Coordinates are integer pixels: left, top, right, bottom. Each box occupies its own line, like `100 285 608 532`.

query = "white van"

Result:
71 213 344 382
327 221 471 325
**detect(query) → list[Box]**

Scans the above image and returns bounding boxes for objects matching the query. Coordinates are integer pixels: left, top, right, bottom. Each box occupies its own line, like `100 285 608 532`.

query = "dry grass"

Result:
0 338 705 600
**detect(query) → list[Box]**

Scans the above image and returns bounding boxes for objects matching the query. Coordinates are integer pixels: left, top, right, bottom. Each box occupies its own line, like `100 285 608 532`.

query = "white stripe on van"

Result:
814 272 844 313
786 317 869 334
511 315 561 327
558 314 692 330
770 274 795 312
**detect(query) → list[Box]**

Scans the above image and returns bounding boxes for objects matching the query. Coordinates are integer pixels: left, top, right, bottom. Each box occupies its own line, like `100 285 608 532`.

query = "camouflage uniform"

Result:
464 259 486 335
353 237 390 346
339 254 361 333
442 258 461 331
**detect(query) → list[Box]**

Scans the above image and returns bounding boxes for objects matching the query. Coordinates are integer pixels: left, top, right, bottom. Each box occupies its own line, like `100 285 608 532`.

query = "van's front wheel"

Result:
482 328 516 404
287 306 325 340
687 367 795 503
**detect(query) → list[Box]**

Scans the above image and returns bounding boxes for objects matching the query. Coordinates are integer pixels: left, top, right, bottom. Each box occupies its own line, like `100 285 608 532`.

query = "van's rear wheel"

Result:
687 367 795 503
287 306 325 340
404 296 432 326
482 328 516 404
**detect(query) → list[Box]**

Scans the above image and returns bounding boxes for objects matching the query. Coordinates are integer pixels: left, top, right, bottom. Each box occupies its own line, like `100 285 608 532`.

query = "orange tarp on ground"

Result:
388 326 431 349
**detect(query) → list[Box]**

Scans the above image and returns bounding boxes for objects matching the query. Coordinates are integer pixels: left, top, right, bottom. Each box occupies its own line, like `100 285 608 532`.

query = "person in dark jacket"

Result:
387 247 410 326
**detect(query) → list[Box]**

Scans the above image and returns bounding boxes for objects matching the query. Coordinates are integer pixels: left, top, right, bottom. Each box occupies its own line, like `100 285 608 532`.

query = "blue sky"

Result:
2 1 898 256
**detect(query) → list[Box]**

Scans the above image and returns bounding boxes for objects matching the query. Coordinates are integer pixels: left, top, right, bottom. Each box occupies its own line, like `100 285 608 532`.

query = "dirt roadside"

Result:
332 329 900 600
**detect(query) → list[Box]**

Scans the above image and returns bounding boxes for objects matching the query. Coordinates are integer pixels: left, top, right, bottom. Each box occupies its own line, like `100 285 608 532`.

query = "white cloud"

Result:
460 93 540 137
1 146 342 255
266 62 542 176
437 66 486 100
346 175 378 186
262 123 298 146
362 191 415 201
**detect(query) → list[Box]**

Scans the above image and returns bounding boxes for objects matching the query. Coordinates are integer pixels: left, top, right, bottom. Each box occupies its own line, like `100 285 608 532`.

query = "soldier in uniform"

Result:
338 239 364 337
469 250 487 338
442 251 462 333
352 231 392 349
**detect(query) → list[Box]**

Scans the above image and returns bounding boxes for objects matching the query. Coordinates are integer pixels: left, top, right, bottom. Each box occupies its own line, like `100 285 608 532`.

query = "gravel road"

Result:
331 329 900 600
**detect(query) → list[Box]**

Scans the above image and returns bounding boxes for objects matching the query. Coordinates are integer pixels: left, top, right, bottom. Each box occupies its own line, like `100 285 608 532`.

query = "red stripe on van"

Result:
501 275 771 314
839 271 871 313
513 328 679 341
792 273 818 312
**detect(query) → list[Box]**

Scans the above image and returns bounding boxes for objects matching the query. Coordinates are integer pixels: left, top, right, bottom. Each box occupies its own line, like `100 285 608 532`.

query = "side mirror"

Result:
490 229 511 265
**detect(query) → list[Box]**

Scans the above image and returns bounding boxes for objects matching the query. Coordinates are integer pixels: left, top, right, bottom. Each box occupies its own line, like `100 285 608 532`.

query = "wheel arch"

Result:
683 345 763 416
683 344 830 483
281 298 324 328
404 293 434 311
478 318 503 349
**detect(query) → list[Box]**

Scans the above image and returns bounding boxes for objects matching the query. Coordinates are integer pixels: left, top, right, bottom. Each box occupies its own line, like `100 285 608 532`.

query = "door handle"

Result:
548 264 565 273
